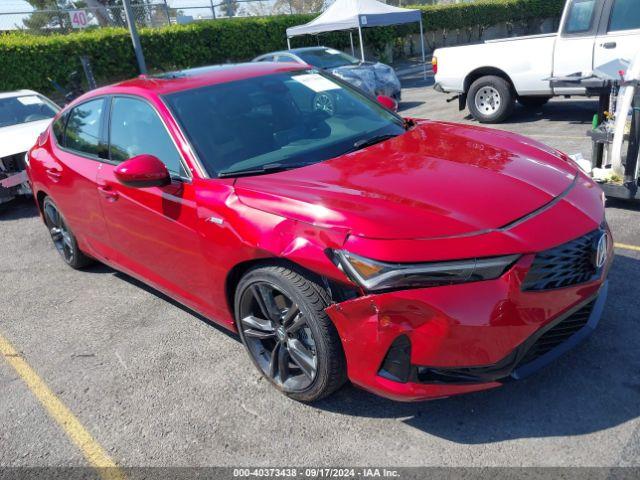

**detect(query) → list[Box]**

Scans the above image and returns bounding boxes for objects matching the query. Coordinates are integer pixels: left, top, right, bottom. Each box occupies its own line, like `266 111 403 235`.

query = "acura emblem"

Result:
594 232 608 269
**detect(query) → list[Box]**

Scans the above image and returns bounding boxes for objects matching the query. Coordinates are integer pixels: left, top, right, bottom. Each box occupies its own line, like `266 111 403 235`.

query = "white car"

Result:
0 90 59 209
433 0 640 123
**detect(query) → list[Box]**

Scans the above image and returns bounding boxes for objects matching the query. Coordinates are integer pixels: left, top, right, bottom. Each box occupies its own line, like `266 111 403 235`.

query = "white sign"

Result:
69 10 89 29
17 96 43 106
292 74 340 93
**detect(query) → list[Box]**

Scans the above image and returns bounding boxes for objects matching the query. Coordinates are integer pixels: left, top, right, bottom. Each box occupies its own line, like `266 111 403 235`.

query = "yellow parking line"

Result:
0 332 125 480
615 243 640 252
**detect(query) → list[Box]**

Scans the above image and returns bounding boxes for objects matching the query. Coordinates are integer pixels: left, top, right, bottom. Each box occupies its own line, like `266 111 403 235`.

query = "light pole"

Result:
122 0 148 75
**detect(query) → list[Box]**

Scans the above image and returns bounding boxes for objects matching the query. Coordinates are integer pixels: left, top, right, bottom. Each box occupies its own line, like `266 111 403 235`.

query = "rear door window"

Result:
52 113 69 145
63 98 106 158
608 0 640 32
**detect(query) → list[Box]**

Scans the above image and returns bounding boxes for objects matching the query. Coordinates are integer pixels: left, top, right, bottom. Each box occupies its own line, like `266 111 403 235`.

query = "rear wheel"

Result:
42 196 93 269
518 96 551 109
235 264 347 402
467 75 515 123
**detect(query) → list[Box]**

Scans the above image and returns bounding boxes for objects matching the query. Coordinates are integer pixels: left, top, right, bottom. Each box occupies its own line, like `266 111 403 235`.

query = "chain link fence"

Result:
0 1 475 34
0 1 324 33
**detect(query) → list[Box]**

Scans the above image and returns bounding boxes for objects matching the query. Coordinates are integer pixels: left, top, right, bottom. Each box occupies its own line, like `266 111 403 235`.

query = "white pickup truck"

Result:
432 0 640 123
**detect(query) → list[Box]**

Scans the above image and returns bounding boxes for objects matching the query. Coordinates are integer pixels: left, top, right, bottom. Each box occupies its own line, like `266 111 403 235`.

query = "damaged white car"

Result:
0 90 59 210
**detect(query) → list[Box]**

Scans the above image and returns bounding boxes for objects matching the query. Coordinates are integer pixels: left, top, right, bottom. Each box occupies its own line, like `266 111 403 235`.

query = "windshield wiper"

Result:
345 134 399 154
218 162 311 178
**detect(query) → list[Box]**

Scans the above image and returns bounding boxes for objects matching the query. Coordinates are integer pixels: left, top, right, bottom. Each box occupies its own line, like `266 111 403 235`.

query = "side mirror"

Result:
377 95 398 112
114 154 170 188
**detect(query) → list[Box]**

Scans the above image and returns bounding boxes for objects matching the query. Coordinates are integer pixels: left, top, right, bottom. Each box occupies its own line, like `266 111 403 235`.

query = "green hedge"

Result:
0 0 565 95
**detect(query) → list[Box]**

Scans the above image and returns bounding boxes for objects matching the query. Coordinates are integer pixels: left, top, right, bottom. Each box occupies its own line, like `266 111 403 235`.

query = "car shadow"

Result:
505 99 599 125
313 253 640 444
398 101 426 112
607 198 640 212
82 262 240 343
0 197 39 221
401 76 435 89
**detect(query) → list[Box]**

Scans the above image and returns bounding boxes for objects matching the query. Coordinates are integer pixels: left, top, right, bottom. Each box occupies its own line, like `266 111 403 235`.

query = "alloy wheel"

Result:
238 281 318 392
313 93 335 115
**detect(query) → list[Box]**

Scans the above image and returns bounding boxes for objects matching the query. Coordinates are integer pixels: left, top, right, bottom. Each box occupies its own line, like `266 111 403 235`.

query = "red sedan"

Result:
26 63 612 402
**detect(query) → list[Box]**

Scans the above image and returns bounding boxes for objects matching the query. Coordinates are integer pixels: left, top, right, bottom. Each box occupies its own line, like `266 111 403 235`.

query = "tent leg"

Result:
287 37 291 50
419 18 427 80
358 26 365 63
350 31 355 57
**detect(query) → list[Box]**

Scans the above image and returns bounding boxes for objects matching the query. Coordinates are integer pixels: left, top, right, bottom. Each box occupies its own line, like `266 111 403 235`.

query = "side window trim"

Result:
107 94 193 182
55 96 108 161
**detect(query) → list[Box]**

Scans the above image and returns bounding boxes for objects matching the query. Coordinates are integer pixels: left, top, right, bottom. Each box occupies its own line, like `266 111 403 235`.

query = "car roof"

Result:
0 89 40 100
94 62 309 97
289 47 331 53
260 46 329 56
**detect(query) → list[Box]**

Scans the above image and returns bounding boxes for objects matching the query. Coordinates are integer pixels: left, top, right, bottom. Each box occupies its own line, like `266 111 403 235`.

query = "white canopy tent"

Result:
286 0 427 78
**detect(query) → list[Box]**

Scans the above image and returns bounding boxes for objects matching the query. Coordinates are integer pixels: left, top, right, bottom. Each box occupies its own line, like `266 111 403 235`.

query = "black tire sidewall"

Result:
234 266 343 402
468 76 515 123
42 196 90 269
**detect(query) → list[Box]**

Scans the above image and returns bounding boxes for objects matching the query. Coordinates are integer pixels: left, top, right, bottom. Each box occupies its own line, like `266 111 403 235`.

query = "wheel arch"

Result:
464 67 516 94
224 257 358 321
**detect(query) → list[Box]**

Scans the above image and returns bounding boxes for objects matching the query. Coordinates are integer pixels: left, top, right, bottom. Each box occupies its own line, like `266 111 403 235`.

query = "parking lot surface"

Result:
1 73 639 469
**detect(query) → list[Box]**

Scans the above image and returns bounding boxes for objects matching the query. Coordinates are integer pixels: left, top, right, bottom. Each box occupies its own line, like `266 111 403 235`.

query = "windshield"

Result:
296 49 360 69
164 70 405 177
0 95 58 128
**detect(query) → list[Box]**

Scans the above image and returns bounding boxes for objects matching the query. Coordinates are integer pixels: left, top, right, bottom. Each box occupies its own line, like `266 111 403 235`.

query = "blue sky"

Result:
0 1 34 30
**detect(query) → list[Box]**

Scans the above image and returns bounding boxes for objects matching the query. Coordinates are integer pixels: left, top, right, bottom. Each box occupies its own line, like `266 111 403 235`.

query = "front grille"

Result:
519 300 595 365
522 230 603 291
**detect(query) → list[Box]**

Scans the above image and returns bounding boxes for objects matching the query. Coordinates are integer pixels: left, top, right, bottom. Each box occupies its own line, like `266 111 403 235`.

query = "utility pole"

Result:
122 0 148 75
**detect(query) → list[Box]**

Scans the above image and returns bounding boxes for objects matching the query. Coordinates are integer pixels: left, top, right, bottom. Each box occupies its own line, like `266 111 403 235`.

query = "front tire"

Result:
467 75 515 123
234 264 347 402
42 196 93 269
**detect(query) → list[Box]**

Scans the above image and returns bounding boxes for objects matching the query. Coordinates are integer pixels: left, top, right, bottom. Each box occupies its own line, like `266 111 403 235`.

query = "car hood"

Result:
235 121 578 240
0 119 51 158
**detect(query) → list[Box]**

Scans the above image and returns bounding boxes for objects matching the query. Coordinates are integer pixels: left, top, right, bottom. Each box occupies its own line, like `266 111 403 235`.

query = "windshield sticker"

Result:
17 96 43 106
292 74 340 92
326 49 341 55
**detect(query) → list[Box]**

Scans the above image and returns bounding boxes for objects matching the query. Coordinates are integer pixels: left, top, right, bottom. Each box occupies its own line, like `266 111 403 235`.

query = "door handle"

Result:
97 185 119 202
601 42 617 49
45 168 61 181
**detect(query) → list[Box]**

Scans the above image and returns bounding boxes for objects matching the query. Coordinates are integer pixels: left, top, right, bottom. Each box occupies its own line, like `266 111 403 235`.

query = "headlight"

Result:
330 250 520 292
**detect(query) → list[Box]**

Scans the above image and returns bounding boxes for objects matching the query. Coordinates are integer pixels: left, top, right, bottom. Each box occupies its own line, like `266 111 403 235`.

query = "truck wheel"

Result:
468 76 515 123
518 96 551 109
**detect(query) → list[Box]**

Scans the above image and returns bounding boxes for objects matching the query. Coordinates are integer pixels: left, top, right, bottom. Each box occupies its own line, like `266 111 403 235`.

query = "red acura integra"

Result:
27 63 612 402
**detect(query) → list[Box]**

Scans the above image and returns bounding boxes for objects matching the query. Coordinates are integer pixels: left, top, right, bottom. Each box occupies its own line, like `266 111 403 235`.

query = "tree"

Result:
220 0 239 17
241 1 276 17
22 0 74 30
23 0 114 30
272 0 326 15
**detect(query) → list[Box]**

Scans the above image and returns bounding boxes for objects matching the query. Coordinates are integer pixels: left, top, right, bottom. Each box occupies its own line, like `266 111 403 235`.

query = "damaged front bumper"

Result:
325 252 611 402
